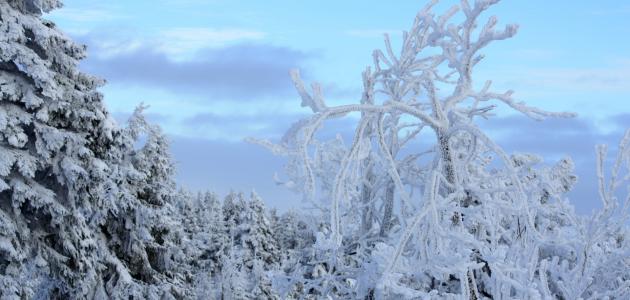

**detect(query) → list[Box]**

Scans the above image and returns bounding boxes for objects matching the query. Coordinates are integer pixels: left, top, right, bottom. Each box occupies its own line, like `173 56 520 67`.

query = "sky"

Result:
46 0 630 213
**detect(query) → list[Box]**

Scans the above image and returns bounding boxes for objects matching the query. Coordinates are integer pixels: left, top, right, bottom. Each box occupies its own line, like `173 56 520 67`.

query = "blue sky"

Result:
46 0 630 213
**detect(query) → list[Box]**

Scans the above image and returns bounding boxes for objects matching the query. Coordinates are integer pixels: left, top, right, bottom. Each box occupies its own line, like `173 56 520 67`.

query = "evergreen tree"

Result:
182 191 226 276
275 210 299 253
99 108 190 298
223 191 247 242
2 0 628 299
203 191 227 275
0 2 189 297
245 192 280 269
221 251 252 300
246 192 280 299
0 0 117 297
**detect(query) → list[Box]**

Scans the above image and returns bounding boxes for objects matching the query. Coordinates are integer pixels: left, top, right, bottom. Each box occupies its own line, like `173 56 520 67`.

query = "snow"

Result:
0 0 628 299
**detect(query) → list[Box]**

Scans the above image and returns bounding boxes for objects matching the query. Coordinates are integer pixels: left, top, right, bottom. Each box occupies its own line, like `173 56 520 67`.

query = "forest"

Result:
0 0 629 299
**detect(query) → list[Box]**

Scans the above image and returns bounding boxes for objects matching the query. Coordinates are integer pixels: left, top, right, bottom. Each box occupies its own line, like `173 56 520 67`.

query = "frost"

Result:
252 0 630 298
1 0 628 299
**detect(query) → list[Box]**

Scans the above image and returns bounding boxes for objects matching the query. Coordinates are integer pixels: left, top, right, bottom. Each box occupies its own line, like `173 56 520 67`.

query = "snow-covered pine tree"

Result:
223 191 247 243
246 192 280 269
0 2 191 298
201 191 227 276
176 189 200 253
98 107 192 298
269 207 281 248
175 190 227 298
0 0 118 297
221 192 280 298
221 250 253 300
182 191 227 275
274 210 299 254
246 192 280 299
272 209 315 276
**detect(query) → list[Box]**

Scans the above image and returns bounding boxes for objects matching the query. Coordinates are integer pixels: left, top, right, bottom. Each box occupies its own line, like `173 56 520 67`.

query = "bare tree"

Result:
251 0 629 298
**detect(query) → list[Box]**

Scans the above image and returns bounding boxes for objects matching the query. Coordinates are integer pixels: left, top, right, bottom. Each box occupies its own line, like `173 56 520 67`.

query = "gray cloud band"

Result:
80 41 311 100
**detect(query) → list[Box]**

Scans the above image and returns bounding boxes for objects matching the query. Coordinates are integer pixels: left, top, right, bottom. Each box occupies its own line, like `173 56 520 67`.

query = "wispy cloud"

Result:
72 27 267 60
83 36 145 59
486 61 630 94
157 27 266 57
48 7 128 23
182 112 308 142
481 115 599 159
69 27 321 142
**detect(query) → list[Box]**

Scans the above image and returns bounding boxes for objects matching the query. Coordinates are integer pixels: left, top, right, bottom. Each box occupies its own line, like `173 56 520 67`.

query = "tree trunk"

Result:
360 182 373 234
439 130 480 299
379 180 395 237
438 130 455 188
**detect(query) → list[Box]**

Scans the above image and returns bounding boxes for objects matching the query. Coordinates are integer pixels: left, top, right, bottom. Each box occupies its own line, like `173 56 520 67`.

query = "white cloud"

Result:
471 61 630 119
486 61 630 94
157 27 266 57
89 37 145 58
76 27 267 60
48 7 128 23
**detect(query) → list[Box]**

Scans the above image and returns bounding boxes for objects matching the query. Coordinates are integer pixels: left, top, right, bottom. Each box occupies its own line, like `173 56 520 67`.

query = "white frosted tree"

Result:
2 0 627 298
251 0 629 298
540 131 630 299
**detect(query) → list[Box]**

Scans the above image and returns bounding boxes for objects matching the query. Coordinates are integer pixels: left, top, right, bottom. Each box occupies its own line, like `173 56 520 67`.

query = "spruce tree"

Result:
246 192 280 268
204 191 227 276
0 0 117 297
0 2 188 298
246 192 280 299
99 107 190 298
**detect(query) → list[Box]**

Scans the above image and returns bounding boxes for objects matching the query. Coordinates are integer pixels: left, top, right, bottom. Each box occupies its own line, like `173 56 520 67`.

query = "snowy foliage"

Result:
251 0 630 299
1 0 115 296
1 0 628 299
1 1 186 298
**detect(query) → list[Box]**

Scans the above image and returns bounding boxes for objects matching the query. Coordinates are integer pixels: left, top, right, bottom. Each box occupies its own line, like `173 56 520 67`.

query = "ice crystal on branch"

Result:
251 0 629 298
